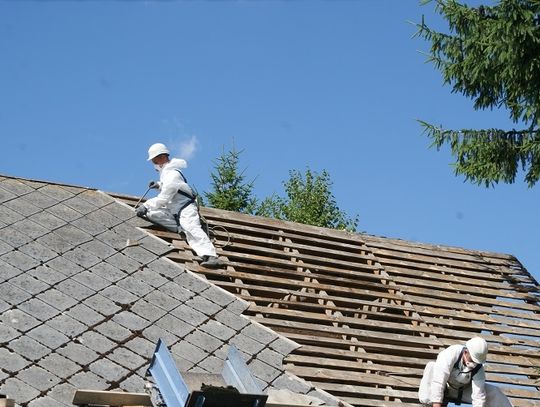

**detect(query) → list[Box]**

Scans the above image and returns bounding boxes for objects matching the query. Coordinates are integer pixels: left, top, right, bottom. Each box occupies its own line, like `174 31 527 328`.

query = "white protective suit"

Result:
418 345 513 407
142 158 217 258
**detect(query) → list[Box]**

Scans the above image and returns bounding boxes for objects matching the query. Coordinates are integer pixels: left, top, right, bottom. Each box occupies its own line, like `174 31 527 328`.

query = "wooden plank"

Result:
310 381 419 400
286 365 418 388
248 305 540 352
72 390 152 406
0 400 15 407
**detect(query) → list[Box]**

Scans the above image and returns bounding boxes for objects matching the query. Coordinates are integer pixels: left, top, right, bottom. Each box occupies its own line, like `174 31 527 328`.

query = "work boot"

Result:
200 255 222 268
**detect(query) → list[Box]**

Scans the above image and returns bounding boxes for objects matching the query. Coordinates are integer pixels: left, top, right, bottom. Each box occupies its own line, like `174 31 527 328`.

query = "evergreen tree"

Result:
256 168 358 231
205 145 258 213
416 0 540 187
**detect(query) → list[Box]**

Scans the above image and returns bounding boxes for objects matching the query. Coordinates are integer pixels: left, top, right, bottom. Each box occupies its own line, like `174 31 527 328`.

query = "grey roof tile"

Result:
0 299 9 314
142 324 178 345
89 262 126 283
85 208 124 229
79 190 115 207
0 185 17 203
36 232 75 255
37 353 81 378
12 219 49 240
143 290 178 312
0 322 21 343
199 285 235 307
3 196 42 217
37 288 79 312
105 253 142 274
241 322 279 345
44 257 83 277
138 235 173 256
248 359 281 383
230 333 266 358
0 259 22 281
0 282 32 305
123 337 155 359
46 314 87 338
18 241 58 263
0 205 24 225
112 311 151 332
83 293 122 316
27 324 70 350
47 382 78 405
94 320 132 343
45 203 82 223
70 216 109 237
0 239 10 256
66 303 104 326
54 224 93 246
116 276 153 297
119 374 146 393
95 229 127 251
78 331 117 355
154 314 194 339
102 202 135 222
18 298 60 321
8 336 51 361
2 309 41 333
131 268 168 289
63 247 101 269
214 309 249 331
0 377 40 404
28 396 66 407
171 341 208 364
171 303 208 327
72 270 110 291
30 212 67 231
17 365 61 392
108 347 146 371
185 295 222 317
22 190 59 209
122 246 159 265
63 196 98 215
54 278 95 301
0 347 31 373
79 239 118 260
199 320 236 341
0 250 41 272
0 178 34 196
112 222 147 241
68 371 108 391
174 271 210 293
146 258 185 279
157 281 194 302
38 184 76 201
0 226 33 247
57 342 99 366
9 273 49 295
100 285 139 306
185 330 222 353
197 355 225 373
131 299 167 322
89 357 130 382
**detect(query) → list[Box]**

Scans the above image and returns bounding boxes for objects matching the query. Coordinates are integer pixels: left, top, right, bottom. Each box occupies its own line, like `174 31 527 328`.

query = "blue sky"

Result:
1 1 539 283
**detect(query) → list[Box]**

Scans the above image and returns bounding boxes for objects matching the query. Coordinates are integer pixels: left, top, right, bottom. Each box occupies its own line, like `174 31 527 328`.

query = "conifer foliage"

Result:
416 0 540 186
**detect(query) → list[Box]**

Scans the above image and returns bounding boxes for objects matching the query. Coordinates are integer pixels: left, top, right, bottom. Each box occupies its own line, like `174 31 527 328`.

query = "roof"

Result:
0 175 340 407
1 174 539 407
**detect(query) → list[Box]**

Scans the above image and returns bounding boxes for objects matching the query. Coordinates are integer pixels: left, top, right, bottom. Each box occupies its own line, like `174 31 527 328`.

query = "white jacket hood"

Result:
166 158 187 171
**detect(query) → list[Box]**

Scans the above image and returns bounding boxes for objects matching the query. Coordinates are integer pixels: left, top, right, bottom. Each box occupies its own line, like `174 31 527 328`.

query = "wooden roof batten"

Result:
114 194 540 407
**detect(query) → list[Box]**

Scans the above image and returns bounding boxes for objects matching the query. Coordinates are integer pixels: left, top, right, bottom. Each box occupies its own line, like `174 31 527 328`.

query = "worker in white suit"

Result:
419 337 513 407
136 143 221 268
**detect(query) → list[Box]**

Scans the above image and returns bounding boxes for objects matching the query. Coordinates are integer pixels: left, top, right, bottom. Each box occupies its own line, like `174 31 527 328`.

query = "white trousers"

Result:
419 361 513 406
146 203 217 258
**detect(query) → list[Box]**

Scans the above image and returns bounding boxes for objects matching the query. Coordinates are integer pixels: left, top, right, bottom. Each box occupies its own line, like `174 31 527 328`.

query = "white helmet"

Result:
147 143 170 161
466 337 488 364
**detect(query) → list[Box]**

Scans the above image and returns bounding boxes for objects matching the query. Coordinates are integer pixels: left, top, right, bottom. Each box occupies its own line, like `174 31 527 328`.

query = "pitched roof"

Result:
0 175 341 407
113 193 540 407
1 174 539 407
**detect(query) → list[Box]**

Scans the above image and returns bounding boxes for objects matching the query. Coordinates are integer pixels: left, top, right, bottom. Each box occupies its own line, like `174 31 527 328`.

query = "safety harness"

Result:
172 169 216 239
443 347 482 406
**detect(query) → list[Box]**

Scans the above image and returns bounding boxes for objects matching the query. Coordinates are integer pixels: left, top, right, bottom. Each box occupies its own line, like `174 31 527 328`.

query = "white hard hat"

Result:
147 143 170 161
466 337 488 364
